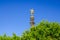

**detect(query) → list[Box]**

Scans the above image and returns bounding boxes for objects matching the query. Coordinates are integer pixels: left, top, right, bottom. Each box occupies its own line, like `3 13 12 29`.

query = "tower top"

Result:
30 9 34 15
30 9 35 27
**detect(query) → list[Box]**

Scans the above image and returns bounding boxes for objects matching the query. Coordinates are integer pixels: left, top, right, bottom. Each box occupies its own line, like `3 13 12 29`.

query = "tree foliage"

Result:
0 21 60 40
21 21 60 40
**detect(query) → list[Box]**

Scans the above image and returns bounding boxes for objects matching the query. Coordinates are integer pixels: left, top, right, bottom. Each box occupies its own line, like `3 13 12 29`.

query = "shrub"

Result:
21 21 60 40
0 21 60 40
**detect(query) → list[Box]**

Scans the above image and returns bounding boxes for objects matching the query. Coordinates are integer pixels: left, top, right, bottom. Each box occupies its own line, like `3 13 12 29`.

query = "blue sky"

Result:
0 0 60 36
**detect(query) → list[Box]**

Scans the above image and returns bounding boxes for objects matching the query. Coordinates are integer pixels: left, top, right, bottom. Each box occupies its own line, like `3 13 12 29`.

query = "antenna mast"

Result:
30 9 35 27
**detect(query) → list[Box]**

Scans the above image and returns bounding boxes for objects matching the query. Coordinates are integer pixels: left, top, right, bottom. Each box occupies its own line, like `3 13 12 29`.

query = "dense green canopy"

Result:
0 21 60 40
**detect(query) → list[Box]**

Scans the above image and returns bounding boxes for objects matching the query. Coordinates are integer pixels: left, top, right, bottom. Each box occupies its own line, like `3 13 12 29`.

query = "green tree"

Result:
21 21 60 40
0 21 60 40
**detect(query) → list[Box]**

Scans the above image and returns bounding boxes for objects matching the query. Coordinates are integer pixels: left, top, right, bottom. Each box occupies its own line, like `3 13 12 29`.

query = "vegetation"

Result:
0 21 60 40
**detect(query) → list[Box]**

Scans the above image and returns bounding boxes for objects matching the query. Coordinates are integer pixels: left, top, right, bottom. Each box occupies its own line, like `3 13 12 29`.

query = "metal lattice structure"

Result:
30 9 35 27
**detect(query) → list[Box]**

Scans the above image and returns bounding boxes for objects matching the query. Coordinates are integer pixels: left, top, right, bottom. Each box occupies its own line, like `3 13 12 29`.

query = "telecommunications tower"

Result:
30 9 35 27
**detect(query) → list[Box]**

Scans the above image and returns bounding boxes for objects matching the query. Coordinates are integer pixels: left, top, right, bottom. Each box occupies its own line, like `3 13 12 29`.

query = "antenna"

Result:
30 9 35 27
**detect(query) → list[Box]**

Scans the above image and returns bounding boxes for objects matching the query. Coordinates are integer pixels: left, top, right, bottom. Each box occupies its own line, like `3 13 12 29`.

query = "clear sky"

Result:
0 0 60 36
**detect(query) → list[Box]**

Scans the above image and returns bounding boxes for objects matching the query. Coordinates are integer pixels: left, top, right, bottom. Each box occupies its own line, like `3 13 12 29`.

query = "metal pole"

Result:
30 9 35 27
